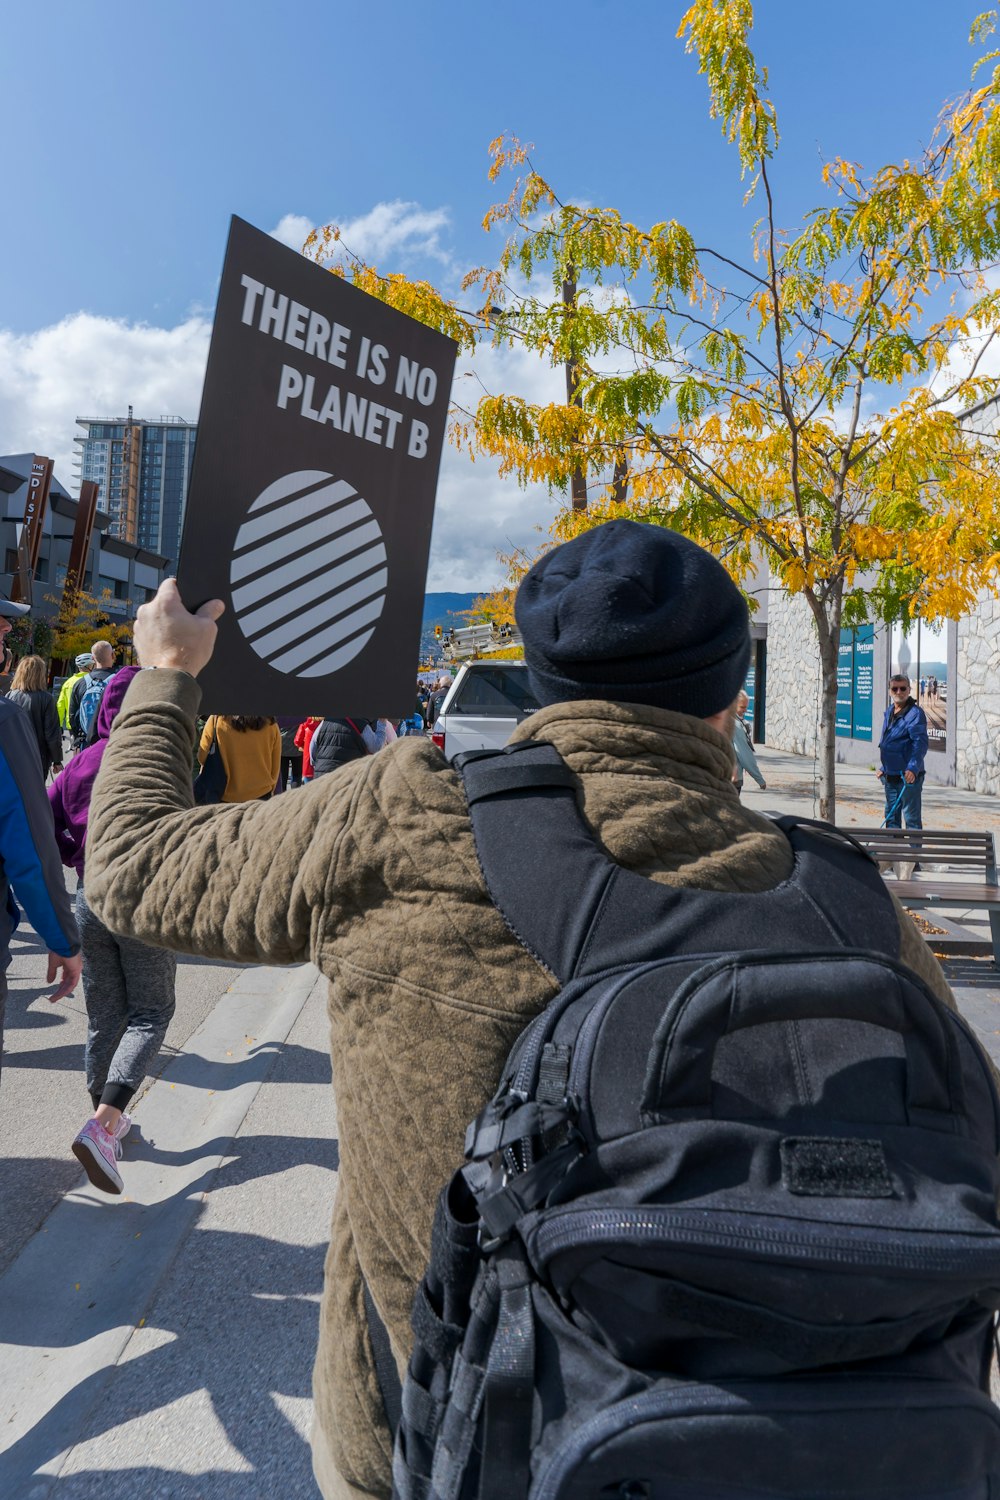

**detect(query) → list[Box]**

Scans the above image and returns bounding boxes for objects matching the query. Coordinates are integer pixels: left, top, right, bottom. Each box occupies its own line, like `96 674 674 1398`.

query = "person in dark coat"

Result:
7 655 63 780
426 676 452 728
310 717 370 776
878 673 929 829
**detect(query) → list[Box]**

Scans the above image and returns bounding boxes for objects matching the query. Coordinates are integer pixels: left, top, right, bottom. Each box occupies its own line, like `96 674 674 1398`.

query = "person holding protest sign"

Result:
83 533 960 1500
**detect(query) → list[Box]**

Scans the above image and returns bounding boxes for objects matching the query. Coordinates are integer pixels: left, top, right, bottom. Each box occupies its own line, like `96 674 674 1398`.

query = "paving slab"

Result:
0 864 244 1274
0 963 327 1498
47 969 335 1498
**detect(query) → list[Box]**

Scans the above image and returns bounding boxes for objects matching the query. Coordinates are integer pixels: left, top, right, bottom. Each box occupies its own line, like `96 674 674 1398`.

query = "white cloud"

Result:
425 326 567 589
270 214 315 253
0 313 210 484
269 201 453 270
0 195 588 591
0 306 564 590
929 327 1000 432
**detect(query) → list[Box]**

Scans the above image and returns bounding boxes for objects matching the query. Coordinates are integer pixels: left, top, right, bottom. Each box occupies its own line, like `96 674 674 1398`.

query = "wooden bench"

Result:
838 828 1000 963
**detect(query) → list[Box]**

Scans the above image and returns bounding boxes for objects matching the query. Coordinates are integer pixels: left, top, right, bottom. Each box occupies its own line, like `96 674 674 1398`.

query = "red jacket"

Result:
294 717 321 779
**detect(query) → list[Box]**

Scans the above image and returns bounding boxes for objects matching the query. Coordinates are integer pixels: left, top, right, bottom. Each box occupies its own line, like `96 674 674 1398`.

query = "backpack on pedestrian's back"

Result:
388 740 1000 1500
78 671 116 745
279 721 301 760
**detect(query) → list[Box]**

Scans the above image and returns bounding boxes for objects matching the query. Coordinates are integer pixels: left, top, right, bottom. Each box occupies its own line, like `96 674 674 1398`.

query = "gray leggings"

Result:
76 887 178 1112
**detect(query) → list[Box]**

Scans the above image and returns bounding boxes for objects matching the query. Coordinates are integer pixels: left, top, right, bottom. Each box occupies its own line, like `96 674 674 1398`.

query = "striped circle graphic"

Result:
229 470 387 678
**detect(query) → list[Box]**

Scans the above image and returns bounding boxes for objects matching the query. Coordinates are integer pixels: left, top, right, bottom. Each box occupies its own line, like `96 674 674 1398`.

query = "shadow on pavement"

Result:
174 954 247 969
26 1462 321 1498
124 1129 340 1185
0 1155 84 1209
0 1157 89 1276
132 1038 332 1095
5 1043 84 1073
2 1126 338 1494
5 1007 67 1030
1 1134 340 1350
5 1036 330 1090
3 1229 325 1496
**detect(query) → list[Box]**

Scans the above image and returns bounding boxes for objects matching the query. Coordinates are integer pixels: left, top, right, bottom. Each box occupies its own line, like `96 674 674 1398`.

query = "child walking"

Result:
48 666 178 1194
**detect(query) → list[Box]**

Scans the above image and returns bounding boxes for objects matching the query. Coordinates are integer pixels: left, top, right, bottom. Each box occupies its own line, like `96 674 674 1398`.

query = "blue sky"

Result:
0 0 987 585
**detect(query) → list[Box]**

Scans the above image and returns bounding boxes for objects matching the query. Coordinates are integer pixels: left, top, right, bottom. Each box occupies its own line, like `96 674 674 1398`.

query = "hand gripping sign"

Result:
177 216 456 717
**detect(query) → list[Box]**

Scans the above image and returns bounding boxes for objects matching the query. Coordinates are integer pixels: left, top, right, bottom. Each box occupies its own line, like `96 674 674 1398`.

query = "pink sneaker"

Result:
72 1119 124 1195
113 1112 133 1142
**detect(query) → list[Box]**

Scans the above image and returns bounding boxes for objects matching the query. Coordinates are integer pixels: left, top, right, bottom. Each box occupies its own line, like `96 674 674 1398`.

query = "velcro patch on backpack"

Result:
780 1137 894 1198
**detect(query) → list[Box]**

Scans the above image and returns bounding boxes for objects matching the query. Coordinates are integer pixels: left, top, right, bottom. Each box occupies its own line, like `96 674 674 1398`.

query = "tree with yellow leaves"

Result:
310 2 1000 821
48 587 133 665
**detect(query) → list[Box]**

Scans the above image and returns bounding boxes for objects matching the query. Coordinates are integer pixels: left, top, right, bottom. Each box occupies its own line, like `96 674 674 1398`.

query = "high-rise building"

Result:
74 412 196 567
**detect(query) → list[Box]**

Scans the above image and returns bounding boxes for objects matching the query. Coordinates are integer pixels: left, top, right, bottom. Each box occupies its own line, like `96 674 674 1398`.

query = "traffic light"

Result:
435 625 443 639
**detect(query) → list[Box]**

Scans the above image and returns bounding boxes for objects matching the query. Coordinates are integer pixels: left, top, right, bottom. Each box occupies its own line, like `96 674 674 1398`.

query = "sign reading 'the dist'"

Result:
177 215 456 717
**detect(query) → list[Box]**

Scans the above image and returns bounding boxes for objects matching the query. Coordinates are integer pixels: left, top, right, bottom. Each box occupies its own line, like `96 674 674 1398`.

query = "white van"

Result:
429 661 539 761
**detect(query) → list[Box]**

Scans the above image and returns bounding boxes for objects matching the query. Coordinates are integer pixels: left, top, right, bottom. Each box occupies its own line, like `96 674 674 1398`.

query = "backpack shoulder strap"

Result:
767 814 900 953
457 742 616 984
458 746 902 983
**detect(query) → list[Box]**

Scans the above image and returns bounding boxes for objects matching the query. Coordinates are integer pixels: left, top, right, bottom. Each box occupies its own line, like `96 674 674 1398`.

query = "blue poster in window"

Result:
852 624 874 740
836 630 853 737
744 658 756 729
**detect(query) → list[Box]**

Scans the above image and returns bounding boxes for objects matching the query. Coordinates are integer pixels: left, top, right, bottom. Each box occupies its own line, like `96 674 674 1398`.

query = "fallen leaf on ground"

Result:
909 912 949 936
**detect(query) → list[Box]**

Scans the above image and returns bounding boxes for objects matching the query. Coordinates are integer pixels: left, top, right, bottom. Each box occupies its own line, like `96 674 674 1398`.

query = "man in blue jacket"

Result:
878 673 929 829
0 597 82 1079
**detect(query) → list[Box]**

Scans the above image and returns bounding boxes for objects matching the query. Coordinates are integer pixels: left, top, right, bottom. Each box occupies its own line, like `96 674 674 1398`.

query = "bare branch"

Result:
644 427 792 563
760 158 809 563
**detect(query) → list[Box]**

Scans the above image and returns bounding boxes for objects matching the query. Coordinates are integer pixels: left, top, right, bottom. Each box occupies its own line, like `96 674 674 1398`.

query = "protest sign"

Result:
177 215 456 716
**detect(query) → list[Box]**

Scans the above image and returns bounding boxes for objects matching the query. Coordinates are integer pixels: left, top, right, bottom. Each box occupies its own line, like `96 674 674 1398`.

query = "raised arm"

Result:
85 582 362 967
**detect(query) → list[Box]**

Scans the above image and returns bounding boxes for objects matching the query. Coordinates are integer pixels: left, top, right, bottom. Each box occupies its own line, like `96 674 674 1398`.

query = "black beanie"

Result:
514 520 751 718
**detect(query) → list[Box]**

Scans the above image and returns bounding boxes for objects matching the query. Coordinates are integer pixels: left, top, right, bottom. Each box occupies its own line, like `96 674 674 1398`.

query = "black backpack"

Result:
388 741 1000 1500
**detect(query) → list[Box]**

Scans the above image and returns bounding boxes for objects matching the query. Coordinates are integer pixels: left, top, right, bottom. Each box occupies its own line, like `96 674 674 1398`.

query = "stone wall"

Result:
761 579 999 793
762 588 821 753
956 591 1000 796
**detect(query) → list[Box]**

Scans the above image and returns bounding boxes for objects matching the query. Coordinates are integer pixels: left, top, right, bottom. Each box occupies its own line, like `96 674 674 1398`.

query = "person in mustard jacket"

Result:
198 714 281 802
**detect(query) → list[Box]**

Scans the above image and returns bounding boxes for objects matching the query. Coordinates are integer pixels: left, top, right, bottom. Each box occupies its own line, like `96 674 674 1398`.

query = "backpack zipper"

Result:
533 1206 1000 1275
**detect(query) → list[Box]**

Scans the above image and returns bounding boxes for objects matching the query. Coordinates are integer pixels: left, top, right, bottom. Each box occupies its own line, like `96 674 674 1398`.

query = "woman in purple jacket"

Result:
49 667 178 1196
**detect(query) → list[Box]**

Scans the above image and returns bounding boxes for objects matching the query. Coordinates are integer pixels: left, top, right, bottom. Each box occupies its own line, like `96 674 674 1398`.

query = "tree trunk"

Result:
562 269 588 511
807 582 845 826
612 451 629 505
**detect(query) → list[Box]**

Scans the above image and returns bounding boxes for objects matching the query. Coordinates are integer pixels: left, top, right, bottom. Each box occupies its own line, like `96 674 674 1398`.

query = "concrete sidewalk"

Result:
746 744 1000 837
0 747 998 1498
0 962 332 1499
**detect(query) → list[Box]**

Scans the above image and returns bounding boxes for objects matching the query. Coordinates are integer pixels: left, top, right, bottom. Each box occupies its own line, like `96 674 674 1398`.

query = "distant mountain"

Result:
422 593 480 629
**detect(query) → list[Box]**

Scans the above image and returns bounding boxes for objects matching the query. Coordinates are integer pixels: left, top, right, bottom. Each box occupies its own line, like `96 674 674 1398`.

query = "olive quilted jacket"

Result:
85 669 957 1500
